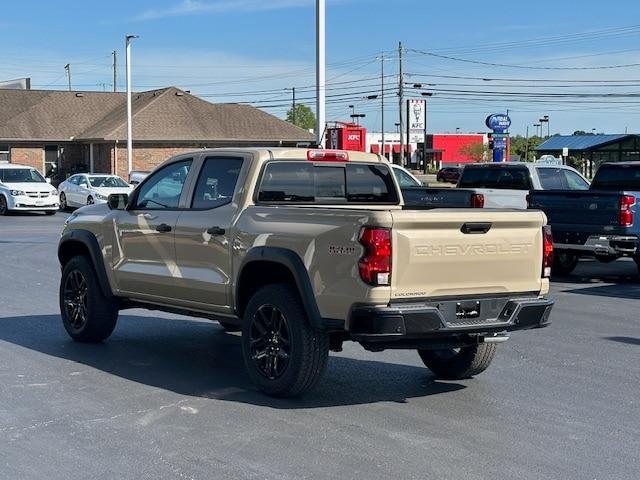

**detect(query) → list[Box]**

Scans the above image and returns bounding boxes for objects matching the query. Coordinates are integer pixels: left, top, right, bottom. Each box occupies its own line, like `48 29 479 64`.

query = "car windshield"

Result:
88 176 129 188
0 168 46 183
458 165 532 190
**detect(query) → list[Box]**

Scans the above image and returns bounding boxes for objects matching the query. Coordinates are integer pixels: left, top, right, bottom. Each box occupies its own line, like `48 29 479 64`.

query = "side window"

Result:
78 176 89 187
135 159 192 209
191 157 243 209
68 176 78 185
563 170 590 190
536 168 566 190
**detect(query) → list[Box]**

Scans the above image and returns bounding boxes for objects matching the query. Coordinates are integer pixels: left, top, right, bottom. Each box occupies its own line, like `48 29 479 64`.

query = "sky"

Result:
2 0 640 136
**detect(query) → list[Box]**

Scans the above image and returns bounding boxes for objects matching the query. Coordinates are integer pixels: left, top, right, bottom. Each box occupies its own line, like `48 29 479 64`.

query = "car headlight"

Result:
51 189 58 196
96 193 108 200
10 190 25 196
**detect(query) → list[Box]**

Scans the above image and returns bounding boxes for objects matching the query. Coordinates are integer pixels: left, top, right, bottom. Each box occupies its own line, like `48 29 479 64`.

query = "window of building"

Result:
0 144 9 163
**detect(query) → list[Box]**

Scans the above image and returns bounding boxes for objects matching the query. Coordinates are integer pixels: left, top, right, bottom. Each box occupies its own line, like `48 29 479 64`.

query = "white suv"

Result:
0 164 60 215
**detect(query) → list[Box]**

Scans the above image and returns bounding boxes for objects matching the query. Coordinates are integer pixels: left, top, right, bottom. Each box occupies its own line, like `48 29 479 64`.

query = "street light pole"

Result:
525 125 529 161
64 64 71 91
125 34 139 175
316 0 326 146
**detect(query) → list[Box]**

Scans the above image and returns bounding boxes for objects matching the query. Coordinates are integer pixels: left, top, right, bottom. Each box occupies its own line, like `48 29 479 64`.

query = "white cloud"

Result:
134 0 315 21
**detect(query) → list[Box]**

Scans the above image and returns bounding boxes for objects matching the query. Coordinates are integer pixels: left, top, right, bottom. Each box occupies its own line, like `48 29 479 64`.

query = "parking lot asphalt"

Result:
0 213 638 480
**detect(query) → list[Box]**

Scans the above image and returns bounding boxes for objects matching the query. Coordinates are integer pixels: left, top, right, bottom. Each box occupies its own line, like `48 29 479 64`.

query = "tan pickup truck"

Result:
58 148 554 397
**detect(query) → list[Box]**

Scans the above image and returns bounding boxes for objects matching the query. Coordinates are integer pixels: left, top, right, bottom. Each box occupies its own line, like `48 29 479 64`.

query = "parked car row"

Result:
0 164 135 215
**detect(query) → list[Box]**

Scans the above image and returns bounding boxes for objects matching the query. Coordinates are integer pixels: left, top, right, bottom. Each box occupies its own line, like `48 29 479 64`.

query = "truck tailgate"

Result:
529 190 621 228
390 209 545 299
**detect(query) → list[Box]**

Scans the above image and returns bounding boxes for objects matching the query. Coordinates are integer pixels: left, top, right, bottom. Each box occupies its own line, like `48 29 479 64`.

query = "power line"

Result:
407 48 640 70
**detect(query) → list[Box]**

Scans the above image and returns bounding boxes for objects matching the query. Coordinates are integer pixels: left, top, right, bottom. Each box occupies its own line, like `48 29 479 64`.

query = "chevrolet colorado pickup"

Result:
529 161 640 275
58 148 554 397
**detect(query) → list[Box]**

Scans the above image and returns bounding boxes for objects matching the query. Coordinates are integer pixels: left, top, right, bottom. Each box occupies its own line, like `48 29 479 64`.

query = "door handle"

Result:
461 222 492 234
207 226 226 235
155 223 172 233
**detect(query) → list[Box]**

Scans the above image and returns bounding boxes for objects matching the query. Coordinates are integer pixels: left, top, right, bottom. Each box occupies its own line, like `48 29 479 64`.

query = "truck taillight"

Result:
619 195 635 227
471 193 484 208
542 225 553 278
358 227 391 286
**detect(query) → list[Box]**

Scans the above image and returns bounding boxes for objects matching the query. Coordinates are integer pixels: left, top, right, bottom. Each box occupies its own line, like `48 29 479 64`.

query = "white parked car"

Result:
456 160 590 209
0 164 60 215
58 174 133 210
391 164 422 187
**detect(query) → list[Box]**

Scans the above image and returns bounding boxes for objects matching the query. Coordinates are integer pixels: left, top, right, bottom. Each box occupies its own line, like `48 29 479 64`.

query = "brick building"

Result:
0 87 313 180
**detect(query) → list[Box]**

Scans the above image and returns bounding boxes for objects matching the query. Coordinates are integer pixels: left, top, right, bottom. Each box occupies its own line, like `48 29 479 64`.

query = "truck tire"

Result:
241 284 329 397
418 343 497 380
59 255 118 343
553 252 579 276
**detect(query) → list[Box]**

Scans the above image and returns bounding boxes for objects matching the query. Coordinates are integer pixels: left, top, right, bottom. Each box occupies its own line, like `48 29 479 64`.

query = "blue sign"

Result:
485 114 511 133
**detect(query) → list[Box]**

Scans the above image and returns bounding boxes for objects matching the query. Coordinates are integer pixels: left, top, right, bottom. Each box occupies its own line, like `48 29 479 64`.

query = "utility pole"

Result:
64 64 71 91
316 0 326 146
380 54 385 159
524 125 530 161
126 34 139 175
112 50 117 92
398 42 404 166
292 87 296 125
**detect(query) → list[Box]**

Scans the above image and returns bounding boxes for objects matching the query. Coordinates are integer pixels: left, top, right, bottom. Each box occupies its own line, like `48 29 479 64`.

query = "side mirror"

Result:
108 193 129 210
45 178 52 184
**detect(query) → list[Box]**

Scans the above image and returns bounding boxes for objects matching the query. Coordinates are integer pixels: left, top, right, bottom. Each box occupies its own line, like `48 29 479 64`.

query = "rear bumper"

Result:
349 296 553 344
554 235 638 257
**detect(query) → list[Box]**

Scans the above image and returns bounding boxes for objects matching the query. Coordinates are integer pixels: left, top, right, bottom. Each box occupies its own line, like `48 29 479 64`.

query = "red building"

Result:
432 134 486 164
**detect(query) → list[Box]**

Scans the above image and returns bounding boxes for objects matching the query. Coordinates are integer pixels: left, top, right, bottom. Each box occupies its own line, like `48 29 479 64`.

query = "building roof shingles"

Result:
0 87 313 143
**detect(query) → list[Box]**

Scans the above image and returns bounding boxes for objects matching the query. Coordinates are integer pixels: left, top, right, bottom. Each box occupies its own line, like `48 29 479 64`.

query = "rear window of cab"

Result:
256 161 399 204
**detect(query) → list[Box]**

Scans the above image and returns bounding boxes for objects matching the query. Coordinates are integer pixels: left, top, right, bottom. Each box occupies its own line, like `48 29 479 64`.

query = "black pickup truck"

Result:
529 162 640 274
402 187 484 209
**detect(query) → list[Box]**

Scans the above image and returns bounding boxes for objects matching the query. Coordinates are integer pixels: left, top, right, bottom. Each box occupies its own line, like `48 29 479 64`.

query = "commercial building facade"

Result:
367 132 488 168
0 87 313 181
536 134 640 177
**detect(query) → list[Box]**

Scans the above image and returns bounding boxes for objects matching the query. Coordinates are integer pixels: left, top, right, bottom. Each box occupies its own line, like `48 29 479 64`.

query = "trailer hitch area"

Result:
456 301 480 319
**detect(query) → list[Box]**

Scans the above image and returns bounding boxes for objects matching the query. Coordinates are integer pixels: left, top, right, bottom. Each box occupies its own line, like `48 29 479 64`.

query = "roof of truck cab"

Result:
178 147 385 163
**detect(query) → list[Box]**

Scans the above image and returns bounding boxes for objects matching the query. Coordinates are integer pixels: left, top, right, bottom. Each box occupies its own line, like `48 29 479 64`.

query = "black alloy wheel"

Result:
87 196 94 205
63 270 88 332
59 192 67 210
0 195 7 215
249 304 292 380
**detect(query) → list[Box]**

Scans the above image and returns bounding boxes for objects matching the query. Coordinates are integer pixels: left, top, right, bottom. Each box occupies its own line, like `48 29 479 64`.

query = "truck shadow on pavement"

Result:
0 314 465 408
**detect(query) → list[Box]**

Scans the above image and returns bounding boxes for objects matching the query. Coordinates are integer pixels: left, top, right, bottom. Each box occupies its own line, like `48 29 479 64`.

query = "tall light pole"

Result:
534 123 541 137
316 0 326 146
126 34 139 175
378 54 385 159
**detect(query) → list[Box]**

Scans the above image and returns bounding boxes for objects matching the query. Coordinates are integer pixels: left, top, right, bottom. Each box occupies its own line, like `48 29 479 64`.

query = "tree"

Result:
510 134 544 162
286 104 316 130
459 142 487 163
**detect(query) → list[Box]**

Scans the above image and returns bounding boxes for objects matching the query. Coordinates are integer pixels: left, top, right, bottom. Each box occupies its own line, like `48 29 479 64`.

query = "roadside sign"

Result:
536 155 562 166
562 147 569 157
407 99 426 143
